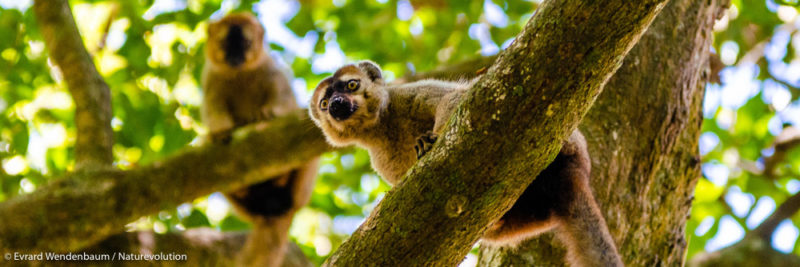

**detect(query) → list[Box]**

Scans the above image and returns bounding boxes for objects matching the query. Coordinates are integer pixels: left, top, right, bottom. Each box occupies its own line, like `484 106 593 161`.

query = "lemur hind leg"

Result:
230 158 319 267
483 131 623 267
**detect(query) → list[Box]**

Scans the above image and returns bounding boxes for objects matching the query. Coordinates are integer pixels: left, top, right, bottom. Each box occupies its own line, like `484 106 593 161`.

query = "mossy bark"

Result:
477 0 727 266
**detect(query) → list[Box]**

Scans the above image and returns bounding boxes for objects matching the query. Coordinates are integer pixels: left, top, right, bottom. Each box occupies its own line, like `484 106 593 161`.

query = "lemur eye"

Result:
347 80 359 91
320 99 329 110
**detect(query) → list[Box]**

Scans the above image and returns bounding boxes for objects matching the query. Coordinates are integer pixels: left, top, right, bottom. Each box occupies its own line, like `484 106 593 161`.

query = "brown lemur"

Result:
308 61 623 266
202 13 318 267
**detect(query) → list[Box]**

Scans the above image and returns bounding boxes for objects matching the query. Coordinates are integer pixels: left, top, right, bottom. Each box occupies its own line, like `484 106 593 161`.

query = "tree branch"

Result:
399 56 498 82
478 0 726 265
689 190 800 266
0 111 332 252
764 127 800 178
750 191 800 242
688 235 800 267
33 0 114 169
324 0 668 265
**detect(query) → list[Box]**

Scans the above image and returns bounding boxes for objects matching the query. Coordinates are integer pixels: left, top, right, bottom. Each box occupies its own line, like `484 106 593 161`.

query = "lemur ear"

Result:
357 61 384 83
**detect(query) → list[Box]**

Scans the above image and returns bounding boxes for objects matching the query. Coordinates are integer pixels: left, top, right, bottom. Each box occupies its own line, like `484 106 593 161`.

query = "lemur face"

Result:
206 13 265 68
309 61 387 146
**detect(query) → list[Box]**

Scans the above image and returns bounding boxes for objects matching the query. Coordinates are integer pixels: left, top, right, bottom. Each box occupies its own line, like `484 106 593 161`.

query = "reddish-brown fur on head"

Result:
206 13 266 70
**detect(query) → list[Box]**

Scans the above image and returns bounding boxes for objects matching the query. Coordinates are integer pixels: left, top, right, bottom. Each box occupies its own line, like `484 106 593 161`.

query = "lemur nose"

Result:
329 95 354 121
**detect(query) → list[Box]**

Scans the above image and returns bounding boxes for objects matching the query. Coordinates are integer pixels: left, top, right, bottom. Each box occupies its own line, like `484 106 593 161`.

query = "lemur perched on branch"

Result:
202 13 318 267
308 61 623 267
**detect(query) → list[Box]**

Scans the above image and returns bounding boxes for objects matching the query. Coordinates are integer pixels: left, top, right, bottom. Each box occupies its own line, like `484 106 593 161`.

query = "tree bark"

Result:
324 0 667 266
478 0 726 266
0 112 332 252
33 0 114 169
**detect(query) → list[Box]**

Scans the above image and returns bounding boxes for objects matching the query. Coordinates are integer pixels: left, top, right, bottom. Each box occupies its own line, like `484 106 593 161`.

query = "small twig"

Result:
94 3 120 53
735 23 800 98
763 127 800 178
767 74 800 99
749 191 800 242
398 56 498 83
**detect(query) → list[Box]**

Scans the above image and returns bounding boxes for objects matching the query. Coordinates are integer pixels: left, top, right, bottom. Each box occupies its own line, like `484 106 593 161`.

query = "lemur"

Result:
308 61 623 267
202 13 318 267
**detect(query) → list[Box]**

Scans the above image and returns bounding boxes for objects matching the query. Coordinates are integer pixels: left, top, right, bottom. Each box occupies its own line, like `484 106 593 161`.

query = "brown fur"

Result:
309 61 622 266
205 14 267 73
203 13 297 138
202 13 318 267
235 161 319 267
309 61 469 184
482 131 622 267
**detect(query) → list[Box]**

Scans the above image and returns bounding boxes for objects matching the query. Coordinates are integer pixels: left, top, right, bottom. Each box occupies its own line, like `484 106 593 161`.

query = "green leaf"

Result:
181 209 211 228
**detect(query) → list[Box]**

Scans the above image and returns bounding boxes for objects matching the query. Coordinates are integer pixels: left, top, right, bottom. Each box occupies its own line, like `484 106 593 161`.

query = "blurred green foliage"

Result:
689 0 800 259
1 0 799 264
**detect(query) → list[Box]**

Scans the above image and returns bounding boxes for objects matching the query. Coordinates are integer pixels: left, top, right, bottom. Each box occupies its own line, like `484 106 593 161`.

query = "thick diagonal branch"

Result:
324 0 668 265
33 0 114 169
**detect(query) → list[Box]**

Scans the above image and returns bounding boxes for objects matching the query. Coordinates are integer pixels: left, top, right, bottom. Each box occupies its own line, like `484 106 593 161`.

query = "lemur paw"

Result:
415 131 438 159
